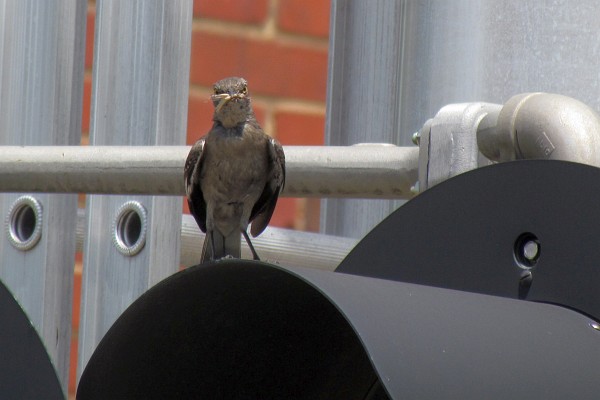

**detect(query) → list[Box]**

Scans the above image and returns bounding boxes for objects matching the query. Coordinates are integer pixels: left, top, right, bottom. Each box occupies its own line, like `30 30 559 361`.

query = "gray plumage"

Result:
184 77 285 262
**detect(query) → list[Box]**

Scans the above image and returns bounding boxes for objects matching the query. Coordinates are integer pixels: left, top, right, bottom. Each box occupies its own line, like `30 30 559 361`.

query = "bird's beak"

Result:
213 93 247 114
213 93 231 114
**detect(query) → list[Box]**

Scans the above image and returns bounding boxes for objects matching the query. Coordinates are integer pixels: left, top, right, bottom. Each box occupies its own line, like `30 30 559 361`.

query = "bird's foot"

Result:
241 230 261 261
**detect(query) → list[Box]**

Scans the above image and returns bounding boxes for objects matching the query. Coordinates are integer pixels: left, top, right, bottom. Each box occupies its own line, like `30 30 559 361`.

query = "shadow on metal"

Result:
0 279 63 399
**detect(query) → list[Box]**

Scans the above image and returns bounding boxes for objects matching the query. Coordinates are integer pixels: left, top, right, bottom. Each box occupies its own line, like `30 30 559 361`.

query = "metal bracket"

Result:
417 102 501 191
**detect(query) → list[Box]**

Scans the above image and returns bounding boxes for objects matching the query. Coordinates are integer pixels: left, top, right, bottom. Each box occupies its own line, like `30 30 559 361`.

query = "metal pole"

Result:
0 145 418 199
0 0 86 391
324 0 409 238
78 0 192 379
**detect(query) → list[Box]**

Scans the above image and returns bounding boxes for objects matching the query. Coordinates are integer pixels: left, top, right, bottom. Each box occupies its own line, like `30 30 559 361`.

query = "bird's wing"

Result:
250 137 286 237
184 137 208 233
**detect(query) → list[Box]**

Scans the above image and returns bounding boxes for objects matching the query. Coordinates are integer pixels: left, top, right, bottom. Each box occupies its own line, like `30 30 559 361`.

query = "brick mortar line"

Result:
272 102 326 115
264 0 279 39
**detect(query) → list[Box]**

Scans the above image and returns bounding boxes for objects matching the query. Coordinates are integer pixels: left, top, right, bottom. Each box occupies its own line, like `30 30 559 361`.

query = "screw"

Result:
412 131 420 145
522 240 539 261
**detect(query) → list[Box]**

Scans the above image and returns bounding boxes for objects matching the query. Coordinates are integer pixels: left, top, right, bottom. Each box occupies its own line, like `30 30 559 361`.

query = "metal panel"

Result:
396 1 600 131
0 0 86 392
77 261 381 399
78 0 192 378
338 160 600 320
0 279 64 399
77 260 600 399
298 265 600 400
325 0 600 237
323 0 408 238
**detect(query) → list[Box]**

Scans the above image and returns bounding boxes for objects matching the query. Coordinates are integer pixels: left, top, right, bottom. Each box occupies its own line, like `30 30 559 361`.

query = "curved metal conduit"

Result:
478 92 600 166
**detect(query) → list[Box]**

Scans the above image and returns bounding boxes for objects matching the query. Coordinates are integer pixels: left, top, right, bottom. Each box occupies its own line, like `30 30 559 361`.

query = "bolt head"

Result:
514 233 540 269
412 131 421 145
522 240 539 261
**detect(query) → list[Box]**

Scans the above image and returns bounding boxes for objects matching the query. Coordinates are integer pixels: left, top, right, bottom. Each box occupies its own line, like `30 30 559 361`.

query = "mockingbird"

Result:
184 77 285 262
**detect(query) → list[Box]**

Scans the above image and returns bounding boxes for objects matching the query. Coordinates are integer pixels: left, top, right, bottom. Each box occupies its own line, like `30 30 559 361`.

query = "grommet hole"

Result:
112 201 147 256
6 195 43 251
514 232 540 269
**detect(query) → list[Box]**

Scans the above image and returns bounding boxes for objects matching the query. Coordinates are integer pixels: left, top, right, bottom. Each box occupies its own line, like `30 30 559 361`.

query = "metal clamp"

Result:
5 195 43 251
112 201 147 256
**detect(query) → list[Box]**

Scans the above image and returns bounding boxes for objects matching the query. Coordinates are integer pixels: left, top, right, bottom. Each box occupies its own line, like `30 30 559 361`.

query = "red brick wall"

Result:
72 0 329 396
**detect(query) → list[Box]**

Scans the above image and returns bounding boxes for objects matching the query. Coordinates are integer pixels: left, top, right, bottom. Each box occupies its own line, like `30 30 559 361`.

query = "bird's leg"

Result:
241 229 260 260
210 231 217 261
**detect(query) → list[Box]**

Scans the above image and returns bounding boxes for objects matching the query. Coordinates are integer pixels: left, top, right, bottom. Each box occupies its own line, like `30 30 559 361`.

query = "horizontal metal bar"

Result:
75 209 356 270
0 144 418 199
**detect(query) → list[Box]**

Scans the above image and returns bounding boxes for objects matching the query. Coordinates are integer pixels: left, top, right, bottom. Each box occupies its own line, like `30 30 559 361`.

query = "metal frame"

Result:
0 0 86 392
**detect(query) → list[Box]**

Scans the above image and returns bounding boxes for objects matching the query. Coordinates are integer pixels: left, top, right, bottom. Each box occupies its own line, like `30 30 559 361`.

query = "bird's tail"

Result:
200 230 241 263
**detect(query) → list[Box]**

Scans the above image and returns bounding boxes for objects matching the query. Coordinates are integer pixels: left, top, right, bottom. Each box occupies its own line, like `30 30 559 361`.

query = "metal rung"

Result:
0 145 418 199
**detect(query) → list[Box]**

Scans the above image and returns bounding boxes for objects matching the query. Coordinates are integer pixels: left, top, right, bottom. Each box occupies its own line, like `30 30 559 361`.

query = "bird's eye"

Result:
213 87 219 95
241 86 248 95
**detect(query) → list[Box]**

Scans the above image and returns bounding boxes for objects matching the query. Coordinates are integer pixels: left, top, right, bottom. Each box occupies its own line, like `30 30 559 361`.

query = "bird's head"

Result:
211 77 253 128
